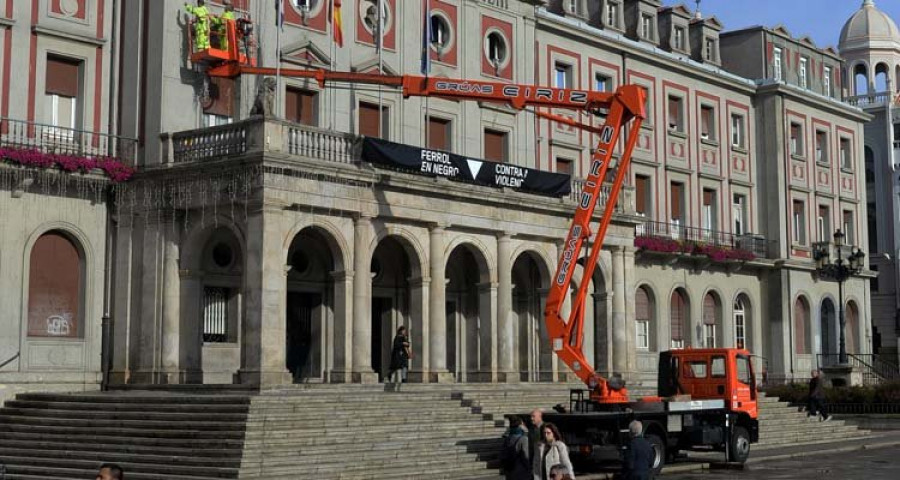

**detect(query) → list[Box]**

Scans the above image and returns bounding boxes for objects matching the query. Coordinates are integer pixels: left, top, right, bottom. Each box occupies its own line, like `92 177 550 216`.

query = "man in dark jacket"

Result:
502 416 531 480
621 420 653 480
807 369 832 421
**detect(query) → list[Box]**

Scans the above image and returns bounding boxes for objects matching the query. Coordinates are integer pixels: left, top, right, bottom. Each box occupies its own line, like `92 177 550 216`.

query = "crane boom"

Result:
202 49 645 402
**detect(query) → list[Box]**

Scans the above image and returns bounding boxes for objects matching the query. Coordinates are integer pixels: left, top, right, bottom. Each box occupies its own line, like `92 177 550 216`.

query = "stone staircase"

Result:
0 384 877 479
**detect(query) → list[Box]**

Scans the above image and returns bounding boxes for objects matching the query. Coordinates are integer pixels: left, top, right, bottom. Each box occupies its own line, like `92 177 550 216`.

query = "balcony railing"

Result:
817 353 900 386
1 117 137 166
570 178 633 214
171 119 250 163
846 91 900 107
635 220 768 258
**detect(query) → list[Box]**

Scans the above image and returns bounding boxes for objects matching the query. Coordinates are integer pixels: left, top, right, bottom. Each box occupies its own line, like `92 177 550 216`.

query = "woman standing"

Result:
533 422 575 480
388 326 411 392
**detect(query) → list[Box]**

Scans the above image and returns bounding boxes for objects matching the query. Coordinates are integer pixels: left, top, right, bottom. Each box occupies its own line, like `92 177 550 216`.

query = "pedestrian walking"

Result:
388 326 411 391
184 0 211 50
621 420 654 480
534 422 575 480
529 408 545 460
807 369 832 421
96 463 124 480
501 416 532 480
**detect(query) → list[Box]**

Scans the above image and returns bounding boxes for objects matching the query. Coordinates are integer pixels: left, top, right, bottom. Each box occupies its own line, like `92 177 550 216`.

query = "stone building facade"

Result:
837 0 900 369
0 0 876 401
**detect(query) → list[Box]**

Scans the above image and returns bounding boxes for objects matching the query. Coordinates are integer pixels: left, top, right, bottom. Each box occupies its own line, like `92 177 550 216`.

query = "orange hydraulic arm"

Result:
206 60 645 402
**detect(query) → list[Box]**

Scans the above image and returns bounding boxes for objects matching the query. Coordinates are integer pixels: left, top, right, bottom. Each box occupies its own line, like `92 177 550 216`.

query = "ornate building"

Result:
0 0 875 402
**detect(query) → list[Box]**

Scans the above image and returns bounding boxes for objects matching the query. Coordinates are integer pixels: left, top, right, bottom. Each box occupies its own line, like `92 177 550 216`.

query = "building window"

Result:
606 1 619 29
840 138 851 169
773 47 782 81
824 66 832 97
670 181 684 229
815 130 828 163
359 101 389 139
733 194 746 235
794 297 809 354
202 113 232 128
702 189 716 232
817 205 830 242
790 122 803 156
203 286 231 343
793 200 806 245
674 26 686 51
704 38 716 62
636 287 652 350
734 298 746 349
871 265 880 293
556 157 573 176
640 86 652 125
700 105 715 141
554 62 572 89
641 14 653 41
731 114 745 148
703 294 718 348
670 290 687 349
566 0 581 16
28 231 83 338
635 174 651 217
44 56 82 135
427 116 451 152
843 210 855 245
484 128 508 162
799 57 808 89
429 13 452 52
595 73 612 92
285 87 318 126
667 95 684 132
485 31 509 71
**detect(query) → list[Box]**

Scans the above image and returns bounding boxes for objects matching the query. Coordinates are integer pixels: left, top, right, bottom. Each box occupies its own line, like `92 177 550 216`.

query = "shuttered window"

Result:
427 117 451 151
286 87 317 126
28 232 82 338
205 77 235 117
670 290 685 348
484 129 508 162
46 57 80 98
635 175 649 216
636 287 651 350
703 294 717 347
794 298 807 354
359 102 389 139
670 182 683 222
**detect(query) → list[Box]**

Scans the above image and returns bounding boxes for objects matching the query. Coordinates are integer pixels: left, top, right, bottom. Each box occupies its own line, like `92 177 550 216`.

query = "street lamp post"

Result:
813 230 866 365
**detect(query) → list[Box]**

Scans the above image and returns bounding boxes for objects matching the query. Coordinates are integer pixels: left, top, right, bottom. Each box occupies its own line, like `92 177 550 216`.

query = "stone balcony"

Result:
157 116 635 216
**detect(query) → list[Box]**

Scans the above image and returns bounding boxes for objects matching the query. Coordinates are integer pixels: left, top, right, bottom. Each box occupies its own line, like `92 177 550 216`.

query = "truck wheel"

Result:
728 426 751 463
645 433 666 475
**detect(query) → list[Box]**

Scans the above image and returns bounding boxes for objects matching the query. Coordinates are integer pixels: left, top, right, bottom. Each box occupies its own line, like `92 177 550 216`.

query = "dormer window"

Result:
606 1 619 29
641 14 654 41
800 57 808 89
704 37 717 62
773 47 782 81
674 26 685 51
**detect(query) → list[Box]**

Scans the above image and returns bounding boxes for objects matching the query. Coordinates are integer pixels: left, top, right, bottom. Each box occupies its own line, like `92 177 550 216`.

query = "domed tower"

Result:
838 0 900 97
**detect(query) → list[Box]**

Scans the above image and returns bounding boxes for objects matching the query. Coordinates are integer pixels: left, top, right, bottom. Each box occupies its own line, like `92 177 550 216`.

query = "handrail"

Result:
0 117 137 167
635 220 769 258
0 351 19 370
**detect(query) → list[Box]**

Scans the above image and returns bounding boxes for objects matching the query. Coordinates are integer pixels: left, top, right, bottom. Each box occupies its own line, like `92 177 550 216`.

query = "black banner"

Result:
361 137 571 197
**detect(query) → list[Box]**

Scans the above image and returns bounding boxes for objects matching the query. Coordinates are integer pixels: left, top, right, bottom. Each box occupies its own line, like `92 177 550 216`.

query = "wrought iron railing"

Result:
818 353 900 385
0 351 18 370
635 220 768 258
0 117 137 166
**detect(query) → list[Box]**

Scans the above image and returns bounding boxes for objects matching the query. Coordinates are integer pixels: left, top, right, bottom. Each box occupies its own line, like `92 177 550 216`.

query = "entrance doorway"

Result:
371 297 392 382
286 292 321 383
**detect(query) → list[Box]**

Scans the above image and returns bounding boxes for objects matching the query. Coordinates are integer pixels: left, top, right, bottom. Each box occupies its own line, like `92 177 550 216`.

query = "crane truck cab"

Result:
541 348 758 475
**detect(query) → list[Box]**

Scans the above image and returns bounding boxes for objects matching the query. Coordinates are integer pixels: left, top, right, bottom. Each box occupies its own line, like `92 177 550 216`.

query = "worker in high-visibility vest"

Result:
215 0 236 52
184 0 210 50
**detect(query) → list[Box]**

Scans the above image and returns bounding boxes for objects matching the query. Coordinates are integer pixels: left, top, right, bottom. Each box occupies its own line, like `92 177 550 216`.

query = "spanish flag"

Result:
331 0 344 48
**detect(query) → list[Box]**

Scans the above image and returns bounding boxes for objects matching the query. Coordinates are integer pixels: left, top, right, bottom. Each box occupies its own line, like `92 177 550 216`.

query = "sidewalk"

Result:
576 430 900 479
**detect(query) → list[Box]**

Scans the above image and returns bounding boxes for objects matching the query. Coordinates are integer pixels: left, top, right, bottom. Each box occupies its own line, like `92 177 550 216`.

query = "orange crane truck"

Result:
191 20 758 474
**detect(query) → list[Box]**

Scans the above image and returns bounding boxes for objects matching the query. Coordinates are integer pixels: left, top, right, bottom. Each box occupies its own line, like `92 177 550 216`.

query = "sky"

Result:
695 0 900 49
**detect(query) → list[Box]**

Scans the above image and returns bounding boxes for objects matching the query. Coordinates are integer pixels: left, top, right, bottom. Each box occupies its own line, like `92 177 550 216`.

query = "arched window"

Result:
793 297 810 354
28 231 83 338
734 297 747 349
670 289 687 349
846 301 859 354
702 293 719 348
636 286 652 350
854 63 868 96
875 63 890 93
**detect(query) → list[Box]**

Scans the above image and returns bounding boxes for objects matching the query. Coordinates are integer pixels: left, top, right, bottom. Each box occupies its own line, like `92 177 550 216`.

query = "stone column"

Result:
238 208 291 386
408 275 430 382
497 233 517 382
429 224 453 383
612 247 628 375
110 221 133 384
160 224 182 383
624 246 637 374
351 214 378 383
329 270 353 383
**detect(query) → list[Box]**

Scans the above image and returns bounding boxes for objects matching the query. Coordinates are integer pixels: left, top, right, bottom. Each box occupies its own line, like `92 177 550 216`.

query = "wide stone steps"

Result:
0 456 238 478
0 407 248 423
